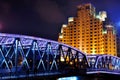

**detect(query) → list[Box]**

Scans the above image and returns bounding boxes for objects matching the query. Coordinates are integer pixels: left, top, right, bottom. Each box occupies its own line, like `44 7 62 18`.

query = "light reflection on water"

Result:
57 76 79 80
57 76 105 80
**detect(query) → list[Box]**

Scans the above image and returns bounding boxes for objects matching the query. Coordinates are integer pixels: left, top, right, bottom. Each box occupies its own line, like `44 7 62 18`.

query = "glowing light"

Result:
99 11 107 21
101 48 104 53
96 11 107 21
102 30 107 34
66 56 69 61
70 62 73 65
58 76 78 80
60 56 64 62
62 24 67 28
61 28 63 33
91 58 95 63
92 48 96 55
68 17 74 22
75 59 77 62
96 15 100 19
59 33 63 38
20 61 22 65
61 24 67 33
79 58 82 62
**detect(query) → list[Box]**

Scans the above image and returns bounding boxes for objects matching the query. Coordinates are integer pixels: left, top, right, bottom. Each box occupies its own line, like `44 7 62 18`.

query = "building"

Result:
117 35 120 57
58 3 117 56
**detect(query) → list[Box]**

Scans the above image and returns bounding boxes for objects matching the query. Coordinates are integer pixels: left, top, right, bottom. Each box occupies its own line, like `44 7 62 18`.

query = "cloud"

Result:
35 0 65 24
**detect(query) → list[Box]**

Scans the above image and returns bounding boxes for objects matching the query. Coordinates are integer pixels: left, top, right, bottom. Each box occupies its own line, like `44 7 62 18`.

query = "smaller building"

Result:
117 35 120 57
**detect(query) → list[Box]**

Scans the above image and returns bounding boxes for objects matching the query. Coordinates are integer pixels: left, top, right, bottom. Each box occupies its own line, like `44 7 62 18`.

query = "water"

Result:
57 76 80 80
57 76 118 80
57 76 102 80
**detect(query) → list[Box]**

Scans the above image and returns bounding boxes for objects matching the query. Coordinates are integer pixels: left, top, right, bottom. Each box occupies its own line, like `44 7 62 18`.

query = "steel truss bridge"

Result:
0 33 120 79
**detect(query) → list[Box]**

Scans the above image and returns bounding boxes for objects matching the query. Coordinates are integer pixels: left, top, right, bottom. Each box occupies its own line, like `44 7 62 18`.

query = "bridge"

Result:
0 33 120 79
87 55 120 74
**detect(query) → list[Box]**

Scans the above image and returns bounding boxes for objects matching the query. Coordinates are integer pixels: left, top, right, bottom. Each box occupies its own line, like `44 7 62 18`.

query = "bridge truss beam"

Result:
0 33 89 79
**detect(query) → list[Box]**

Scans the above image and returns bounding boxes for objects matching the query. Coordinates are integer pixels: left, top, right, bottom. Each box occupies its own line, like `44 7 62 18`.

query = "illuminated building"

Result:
103 24 117 56
117 35 120 57
58 3 117 56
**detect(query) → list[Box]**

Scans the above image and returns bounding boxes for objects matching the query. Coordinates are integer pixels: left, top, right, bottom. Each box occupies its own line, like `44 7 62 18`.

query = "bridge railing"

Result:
87 55 120 74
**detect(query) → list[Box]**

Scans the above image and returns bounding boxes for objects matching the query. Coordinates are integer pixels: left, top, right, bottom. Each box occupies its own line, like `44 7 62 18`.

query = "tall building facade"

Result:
58 3 117 56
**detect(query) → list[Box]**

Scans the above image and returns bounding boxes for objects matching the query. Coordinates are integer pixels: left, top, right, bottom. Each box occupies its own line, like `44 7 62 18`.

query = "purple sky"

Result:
0 0 120 40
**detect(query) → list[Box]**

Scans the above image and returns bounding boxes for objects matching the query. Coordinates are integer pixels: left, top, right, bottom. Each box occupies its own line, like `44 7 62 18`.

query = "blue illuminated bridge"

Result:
0 33 120 79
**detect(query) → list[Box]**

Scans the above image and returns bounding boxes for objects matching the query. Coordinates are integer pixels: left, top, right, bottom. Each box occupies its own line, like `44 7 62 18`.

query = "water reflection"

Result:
57 76 105 80
57 76 80 80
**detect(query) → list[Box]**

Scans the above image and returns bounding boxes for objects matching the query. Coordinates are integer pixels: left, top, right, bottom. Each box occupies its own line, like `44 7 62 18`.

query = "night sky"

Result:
0 0 120 40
